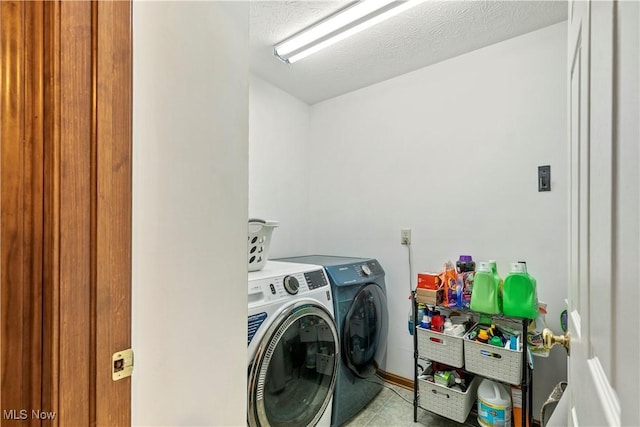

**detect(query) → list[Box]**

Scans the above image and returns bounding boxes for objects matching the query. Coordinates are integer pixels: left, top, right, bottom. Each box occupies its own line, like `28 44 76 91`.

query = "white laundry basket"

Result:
247 219 278 272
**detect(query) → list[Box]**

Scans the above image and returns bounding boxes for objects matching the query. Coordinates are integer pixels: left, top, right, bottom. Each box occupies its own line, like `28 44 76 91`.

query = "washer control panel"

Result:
248 269 329 303
304 269 329 290
283 275 300 295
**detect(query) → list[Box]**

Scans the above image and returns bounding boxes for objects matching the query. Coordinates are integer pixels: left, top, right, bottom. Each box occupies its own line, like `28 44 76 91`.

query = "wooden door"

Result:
1 1 132 425
1 2 44 423
567 0 620 424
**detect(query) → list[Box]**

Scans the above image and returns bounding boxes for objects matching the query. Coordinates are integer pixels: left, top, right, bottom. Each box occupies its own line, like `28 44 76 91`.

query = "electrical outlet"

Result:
401 228 411 245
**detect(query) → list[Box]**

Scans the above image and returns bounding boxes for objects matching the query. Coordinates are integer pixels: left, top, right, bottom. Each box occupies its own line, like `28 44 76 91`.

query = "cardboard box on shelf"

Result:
417 272 442 290
511 385 530 427
416 288 443 306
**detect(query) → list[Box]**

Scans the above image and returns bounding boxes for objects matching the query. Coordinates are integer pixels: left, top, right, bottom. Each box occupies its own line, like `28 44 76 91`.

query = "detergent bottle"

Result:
456 255 475 308
470 262 501 315
489 260 503 311
502 262 538 319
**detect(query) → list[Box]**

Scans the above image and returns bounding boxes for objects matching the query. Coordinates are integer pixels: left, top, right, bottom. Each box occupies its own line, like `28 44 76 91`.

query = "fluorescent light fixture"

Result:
274 0 424 64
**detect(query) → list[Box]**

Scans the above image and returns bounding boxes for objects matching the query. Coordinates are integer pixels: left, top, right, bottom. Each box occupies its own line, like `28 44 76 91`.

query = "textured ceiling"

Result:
249 1 568 104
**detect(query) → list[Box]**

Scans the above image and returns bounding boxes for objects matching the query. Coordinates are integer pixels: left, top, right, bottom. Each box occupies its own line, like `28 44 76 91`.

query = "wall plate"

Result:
538 165 551 191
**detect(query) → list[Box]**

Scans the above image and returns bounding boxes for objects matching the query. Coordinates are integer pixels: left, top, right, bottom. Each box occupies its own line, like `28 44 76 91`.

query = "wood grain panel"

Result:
57 1 92 424
3 2 132 425
1 2 44 425
42 2 61 425
94 1 132 425
23 3 45 424
1 1 27 420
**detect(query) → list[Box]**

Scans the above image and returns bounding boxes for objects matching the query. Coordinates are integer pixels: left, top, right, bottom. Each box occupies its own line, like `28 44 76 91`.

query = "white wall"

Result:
248 74 312 258
133 2 248 426
306 22 568 415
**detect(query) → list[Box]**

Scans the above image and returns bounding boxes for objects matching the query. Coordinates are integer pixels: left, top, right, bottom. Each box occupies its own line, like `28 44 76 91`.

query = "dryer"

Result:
248 261 338 427
277 256 389 427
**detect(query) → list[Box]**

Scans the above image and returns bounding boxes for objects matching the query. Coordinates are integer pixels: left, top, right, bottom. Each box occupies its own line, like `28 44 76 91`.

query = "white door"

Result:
566 0 638 425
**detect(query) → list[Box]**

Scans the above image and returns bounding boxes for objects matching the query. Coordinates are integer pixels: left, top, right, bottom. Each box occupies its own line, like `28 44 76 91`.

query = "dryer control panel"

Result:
325 260 385 286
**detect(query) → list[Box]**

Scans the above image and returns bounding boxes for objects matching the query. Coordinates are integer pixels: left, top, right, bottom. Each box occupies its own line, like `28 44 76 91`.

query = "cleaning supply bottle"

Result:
443 261 458 307
417 303 426 325
456 255 476 273
490 336 503 347
477 379 512 427
431 315 444 333
456 255 475 308
443 318 454 335
451 377 467 392
421 308 432 329
470 262 501 315
476 329 490 344
489 260 503 311
502 262 538 319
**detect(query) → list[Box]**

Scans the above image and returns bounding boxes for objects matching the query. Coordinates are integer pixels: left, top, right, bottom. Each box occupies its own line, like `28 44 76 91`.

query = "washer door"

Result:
248 302 338 427
342 283 388 378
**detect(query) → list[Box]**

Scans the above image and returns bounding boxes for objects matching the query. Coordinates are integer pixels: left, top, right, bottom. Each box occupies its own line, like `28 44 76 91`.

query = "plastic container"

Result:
444 318 453 333
417 304 427 324
456 255 476 273
489 260 503 311
443 261 458 307
456 255 476 308
502 263 538 319
464 328 523 385
418 323 467 367
247 219 278 272
476 329 490 344
419 371 480 423
490 336 503 347
470 262 501 315
431 315 444 332
477 379 512 427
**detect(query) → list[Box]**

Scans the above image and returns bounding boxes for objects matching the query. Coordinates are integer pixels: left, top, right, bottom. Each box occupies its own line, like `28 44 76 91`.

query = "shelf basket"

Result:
419 374 480 423
417 326 466 368
463 324 523 385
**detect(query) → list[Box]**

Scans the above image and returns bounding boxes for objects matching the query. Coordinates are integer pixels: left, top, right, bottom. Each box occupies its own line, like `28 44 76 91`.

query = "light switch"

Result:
538 165 551 192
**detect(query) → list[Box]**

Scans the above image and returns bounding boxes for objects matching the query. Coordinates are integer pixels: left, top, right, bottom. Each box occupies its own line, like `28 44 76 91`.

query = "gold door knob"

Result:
542 328 570 356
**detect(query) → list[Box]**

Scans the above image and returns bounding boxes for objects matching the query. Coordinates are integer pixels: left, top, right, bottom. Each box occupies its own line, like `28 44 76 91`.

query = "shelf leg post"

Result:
521 318 529 427
412 290 418 422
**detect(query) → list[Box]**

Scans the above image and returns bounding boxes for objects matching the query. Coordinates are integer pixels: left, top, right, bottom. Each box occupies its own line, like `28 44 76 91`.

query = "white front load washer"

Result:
248 261 338 427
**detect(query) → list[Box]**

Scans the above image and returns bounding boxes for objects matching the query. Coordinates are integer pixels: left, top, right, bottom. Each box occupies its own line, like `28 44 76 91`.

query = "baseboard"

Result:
376 369 541 427
376 369 413 390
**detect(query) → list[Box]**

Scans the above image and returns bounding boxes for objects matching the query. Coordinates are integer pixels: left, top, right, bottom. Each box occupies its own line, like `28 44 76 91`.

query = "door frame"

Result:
1 1 132 425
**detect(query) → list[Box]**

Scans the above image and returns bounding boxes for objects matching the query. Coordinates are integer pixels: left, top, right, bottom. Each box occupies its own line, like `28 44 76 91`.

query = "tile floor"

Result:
343 383 480 427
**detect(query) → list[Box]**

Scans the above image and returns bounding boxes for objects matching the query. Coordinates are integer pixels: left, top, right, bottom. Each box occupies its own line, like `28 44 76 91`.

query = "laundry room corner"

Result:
249 74 313 258
249 21 569 420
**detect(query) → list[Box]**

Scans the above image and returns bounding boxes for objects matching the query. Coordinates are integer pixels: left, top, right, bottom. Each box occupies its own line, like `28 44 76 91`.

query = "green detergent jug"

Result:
470 262 501 315
489 260 503 311
502 262 538 319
